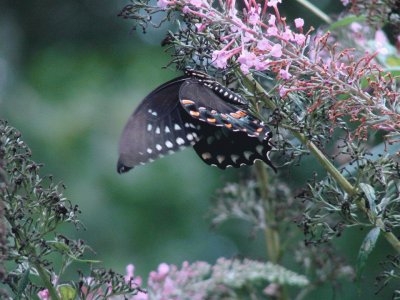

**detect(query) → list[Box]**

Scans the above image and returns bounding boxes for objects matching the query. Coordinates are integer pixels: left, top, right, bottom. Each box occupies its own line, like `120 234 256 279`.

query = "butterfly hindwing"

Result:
179 80 270 139
118 77 199 173
193 124 275 170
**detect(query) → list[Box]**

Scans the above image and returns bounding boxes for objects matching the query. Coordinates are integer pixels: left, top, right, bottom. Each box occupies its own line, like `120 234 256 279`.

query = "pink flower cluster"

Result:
129 258 308 299
155 0 400 141
157 0 306 76
146 261 210 300
37 258 309 299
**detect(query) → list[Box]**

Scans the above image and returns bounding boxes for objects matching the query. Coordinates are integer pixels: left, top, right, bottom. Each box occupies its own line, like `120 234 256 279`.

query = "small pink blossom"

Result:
247 6 261 26
255 59 271 71
182 5 190 13
264 283 280 296
267 0 282 7
157 0 171 9
243 32 255 43
279 69 292 80
268 14 276 26
257 38 270 51
125 264 135 280
294 33 306 45
279 86 288 97
294 18 304 28
240 63 250 74
188 0 203 8
267 26 278 36
375 29 389 45
281 27 293 41
132 291 149 300
125 264 143 287
350 22 363 33
37 289 50 300
195 22 207 32
149 263 170 282
238 50 258 66
212 50 230 68
269 44 282 58
163 277 177 294
375 30 390 55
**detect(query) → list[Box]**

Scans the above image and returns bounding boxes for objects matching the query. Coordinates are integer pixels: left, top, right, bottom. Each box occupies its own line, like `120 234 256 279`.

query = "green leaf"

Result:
327 15 366 31
66 253 101 264
16 268 30 299
48 241 101 263
58 284 77 300
359 183 377 215
49 241 70 252
357 227 380 279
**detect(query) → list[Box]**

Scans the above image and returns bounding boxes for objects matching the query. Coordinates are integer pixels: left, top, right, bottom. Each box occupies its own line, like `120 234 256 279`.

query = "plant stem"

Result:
10 221 60 300
243 73 400 255
33 261 60 300
255 162 281 263
255 162 286 299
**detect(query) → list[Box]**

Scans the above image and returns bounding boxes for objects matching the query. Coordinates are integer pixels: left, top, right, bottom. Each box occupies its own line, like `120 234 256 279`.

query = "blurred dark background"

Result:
0 0 393 298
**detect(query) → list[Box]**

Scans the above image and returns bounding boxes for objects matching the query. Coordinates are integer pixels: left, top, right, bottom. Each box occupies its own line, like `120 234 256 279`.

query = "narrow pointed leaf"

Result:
359 183 377 215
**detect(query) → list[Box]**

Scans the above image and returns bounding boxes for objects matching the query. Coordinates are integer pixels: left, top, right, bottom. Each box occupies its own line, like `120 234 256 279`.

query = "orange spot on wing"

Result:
237 111 247 117
182 99 195 105
256 128 263 133
230 112 242 119
207 118 216 123
190 111 200 117
225 123 233 129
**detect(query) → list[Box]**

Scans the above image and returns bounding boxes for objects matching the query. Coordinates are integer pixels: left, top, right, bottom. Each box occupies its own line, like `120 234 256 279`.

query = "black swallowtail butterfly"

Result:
117 69 275 173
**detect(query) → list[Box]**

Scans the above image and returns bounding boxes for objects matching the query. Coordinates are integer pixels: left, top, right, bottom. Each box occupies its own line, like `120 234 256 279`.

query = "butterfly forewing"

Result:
184 69 248 106
118 77 199 173
179 80 271 139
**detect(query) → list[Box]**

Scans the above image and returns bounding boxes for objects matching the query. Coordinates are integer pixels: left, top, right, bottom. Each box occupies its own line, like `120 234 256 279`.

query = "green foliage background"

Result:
0 1 394 298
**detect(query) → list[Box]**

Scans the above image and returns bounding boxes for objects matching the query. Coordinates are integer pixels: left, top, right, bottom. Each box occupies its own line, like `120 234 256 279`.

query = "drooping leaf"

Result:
327 15 366 31
357 227 380 279
16 268 30 299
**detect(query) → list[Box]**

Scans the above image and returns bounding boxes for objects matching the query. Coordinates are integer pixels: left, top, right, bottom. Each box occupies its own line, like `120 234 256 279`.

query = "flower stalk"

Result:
34 261 60 300
255 161 282 264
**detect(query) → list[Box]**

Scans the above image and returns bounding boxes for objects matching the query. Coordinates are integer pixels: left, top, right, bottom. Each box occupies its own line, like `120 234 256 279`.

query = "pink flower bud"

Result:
294 18 304 28
37 289 50 300
157 0 171 9
270 44 282 58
